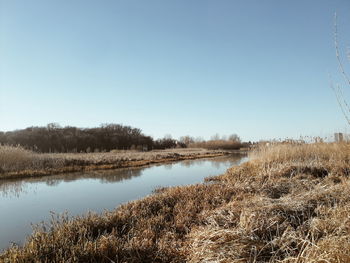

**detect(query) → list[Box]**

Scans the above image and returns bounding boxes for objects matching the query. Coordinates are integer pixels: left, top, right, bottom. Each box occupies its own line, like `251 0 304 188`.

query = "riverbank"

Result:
2 142 350 262
0 147 233 180
0 155 245 252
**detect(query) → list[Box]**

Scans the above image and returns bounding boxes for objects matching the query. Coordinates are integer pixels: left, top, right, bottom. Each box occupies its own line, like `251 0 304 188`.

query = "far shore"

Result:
0 148 247 180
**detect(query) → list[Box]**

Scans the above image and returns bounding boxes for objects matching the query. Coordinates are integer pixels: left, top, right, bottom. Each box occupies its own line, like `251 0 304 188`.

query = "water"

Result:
0 154 247 251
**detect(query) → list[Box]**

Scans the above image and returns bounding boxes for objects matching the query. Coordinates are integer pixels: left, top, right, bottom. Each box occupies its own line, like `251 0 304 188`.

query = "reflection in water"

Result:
163 163 174 170
0 154 247 251
0 167 144 198
0 181 26 198
0 155 246 198
179 155 246 169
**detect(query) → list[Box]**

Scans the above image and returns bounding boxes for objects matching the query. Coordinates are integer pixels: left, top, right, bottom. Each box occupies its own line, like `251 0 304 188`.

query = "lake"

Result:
0 154 247 251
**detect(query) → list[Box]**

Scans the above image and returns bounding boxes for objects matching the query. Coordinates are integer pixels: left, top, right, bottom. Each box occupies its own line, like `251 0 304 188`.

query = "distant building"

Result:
335 133 344 142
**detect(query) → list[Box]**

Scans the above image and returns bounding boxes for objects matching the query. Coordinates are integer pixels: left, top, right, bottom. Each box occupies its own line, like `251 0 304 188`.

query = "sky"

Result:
1 0 350 141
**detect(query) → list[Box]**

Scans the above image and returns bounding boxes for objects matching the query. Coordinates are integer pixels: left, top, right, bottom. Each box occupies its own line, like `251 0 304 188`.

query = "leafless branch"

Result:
334 13 350 86
332 13 350 125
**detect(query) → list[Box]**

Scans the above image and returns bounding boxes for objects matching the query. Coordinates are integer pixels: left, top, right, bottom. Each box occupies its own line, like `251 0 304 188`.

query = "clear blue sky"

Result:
1 0 350 141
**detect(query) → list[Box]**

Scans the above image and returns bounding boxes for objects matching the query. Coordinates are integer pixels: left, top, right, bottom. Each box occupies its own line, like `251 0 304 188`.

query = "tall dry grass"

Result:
0 145 34 172
0 146 227 179
0 145 64 173
2 142 350 262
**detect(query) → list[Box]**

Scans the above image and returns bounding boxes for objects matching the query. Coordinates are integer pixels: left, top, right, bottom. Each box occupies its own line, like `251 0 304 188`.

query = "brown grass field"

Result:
0 146 229 180
1 142 350 262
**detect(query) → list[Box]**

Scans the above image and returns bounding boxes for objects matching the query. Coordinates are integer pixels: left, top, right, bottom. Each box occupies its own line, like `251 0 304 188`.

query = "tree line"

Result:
0 123 244 153
0 123 178 153
180 134 246 150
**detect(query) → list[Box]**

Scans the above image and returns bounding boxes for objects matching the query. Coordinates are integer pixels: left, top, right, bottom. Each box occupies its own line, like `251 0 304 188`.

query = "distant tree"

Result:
228 134 241 142
179 135 195 146
194 136 204 143
0 124 157 153
0 132 5 144
210 133 220 141
154 136 177 149
164 134 173 139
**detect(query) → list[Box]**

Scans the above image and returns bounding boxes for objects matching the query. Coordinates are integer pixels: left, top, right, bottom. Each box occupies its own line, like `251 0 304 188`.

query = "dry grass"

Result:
0 146 227 179
1 142 350 262
0 145 64 173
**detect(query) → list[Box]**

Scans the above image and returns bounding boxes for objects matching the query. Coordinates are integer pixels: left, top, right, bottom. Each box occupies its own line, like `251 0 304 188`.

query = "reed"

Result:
1 142 350 262
0 146 227 179
0 145 63 173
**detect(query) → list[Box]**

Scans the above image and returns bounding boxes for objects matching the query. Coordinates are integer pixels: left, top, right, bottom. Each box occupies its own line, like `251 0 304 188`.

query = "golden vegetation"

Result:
0 146 227 179
0 145 63 173
1 142 350 262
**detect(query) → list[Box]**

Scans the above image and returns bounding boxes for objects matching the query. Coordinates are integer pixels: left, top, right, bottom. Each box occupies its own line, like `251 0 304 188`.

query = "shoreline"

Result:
1 143 349 262
0 149 244 181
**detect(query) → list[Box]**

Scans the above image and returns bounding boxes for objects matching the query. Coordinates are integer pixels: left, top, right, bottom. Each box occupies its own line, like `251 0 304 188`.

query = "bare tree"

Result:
179 136 195 146
228 134 241 142
332 13 350 125
210 133 220 141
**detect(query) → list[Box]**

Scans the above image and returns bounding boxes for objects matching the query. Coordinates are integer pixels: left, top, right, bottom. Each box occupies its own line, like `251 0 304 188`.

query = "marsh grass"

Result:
0 146 226 179
2 142 350 262
0 145 64 173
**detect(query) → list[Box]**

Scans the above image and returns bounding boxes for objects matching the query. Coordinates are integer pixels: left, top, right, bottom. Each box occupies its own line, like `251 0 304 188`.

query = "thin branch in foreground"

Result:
330 77 350 125
336 82 350 114
334 13 350 87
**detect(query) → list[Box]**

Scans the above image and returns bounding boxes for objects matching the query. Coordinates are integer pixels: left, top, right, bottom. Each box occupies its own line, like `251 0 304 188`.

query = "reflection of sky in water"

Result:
0 154 246 251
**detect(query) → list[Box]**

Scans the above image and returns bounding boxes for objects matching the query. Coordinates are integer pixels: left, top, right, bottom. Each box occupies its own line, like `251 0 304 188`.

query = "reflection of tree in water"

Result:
0 155 247 198
46 168 144 185
179 154 247 169
163 163 174 170
98 168 143 184
180 159 205 168
214 157 244 169
0 167 145 198
45 179 61 187
210 154 247 169
0 180 27 198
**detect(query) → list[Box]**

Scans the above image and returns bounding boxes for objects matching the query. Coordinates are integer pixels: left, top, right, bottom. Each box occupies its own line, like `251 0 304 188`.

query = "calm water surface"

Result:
0 154 247 251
